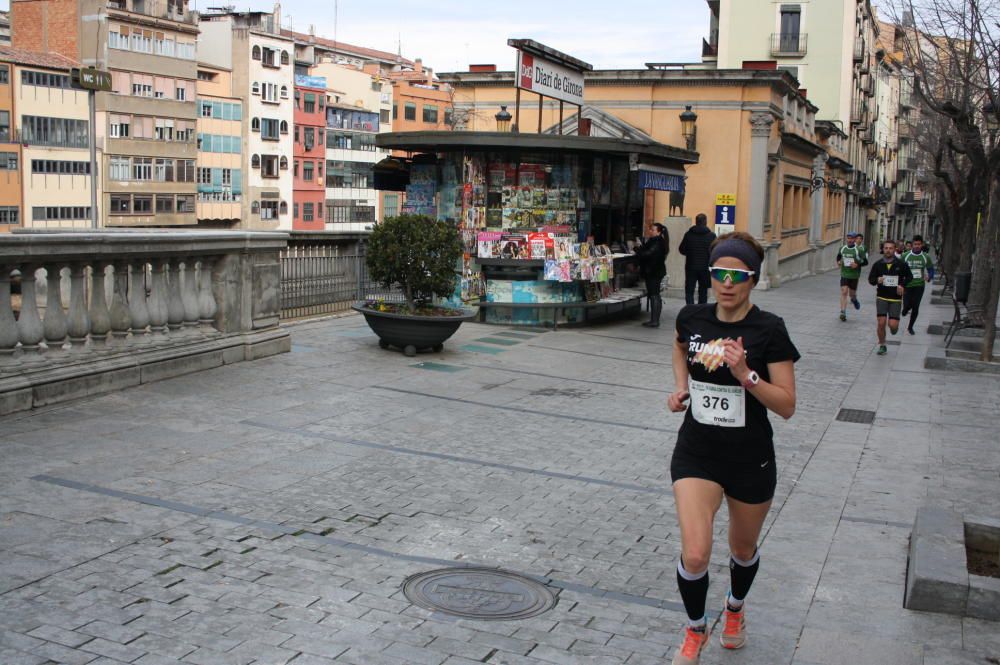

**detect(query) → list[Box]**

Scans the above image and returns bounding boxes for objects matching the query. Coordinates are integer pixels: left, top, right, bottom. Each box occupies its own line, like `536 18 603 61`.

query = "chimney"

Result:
469 64 497 73
414 58 423 74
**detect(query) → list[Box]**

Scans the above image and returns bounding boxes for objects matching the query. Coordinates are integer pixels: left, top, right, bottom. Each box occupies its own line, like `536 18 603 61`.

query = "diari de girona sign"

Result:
516 51 585 106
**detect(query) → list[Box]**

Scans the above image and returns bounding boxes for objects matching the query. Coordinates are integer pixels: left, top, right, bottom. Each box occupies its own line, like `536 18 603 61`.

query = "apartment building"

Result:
292 74 326 231
198 10 294 230
310 61 390 231
195 63 243 226
11 0 199 227
0 51 20 231
705 0 887 241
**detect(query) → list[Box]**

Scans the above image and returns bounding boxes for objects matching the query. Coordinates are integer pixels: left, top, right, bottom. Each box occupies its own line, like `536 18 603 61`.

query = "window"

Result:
404 103 416 121
393 104 398 120
279 201 288 215
31 159 89 175
302 161 314 182
198 70 216 82
304 93 316 113
175 85 186 101
252 45 261 60
383 193 399 218
293 160 298 177
109 25 129 50
132 81 153 97
177 160 195 182
0 66 8 84
33 206 91 221
317 202 322 217
176 195 195 213
261 47 276 67
20 116 89 148
221 168 232 186
154 118 174 141
252 154 261 169
155 195 175 213
294 126 300 143
779 5 802 51
109 156 130 181
131 28 153 54
132 157 152 181
422 105 438 123
198 167 212 184
176 40 195 60
21 70 71 89
444 108 454 126
279 120 288 134
281 50 290 65
303 202 314 221
0 152 17 170
109 114 129 138
294 90 301 108
251 201 260 215
0 207 18 224
261 118 279 140
261 155 278 177
279 156 288 170
133 195 153 214
380 109 390 124
260 201 278 219
280 85 289 99
261 82 278 103
156 34 176 57
304 127 315 150
0 111 7 141
252 117 261 133
293 202 299 218
154 158 174 182
252 82 261 96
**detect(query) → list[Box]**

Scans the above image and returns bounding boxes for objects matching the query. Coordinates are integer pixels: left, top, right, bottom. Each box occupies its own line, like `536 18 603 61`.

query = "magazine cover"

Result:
528 232 553 260
543 259 560 281
499 233 528 260
558 260 573 282
486 208 502 227
477 231 502 259
580 258 594 281
570 259 582 280
554 237 573 260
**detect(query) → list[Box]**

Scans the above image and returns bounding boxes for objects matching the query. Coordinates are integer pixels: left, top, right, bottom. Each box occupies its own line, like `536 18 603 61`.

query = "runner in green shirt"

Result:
836 232 868 321
901 234 935 335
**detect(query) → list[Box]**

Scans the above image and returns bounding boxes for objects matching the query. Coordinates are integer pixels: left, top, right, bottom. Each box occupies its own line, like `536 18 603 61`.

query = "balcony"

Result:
862 75 875 97
770 33 808 57
898 121 914 140
898 191 919 206
853 39 865 62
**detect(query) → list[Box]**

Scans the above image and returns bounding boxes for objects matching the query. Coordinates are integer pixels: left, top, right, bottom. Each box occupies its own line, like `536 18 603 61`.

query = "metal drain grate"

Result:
886 340 902 346
402 568 556 620
836 408 876 424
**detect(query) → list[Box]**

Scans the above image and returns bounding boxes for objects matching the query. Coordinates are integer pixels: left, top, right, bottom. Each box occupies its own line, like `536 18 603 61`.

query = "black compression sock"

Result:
677 558 709 623
729 550 760 602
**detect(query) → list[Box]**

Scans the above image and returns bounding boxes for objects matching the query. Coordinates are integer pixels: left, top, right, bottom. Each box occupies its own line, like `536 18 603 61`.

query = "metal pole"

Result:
559 100 563 135
515 87 521 132
89 90 98 229
537 93 543 133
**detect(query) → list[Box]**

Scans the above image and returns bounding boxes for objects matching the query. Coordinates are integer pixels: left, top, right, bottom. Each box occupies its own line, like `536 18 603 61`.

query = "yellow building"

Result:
440 67 843 287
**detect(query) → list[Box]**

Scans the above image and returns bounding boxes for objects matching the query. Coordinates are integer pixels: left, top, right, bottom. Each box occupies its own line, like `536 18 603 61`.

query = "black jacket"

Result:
636 233 668 280
867 257 913 301
678 224 716 270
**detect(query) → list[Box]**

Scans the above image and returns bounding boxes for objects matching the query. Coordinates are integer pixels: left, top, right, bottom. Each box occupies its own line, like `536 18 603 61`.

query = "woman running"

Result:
666 232 799 664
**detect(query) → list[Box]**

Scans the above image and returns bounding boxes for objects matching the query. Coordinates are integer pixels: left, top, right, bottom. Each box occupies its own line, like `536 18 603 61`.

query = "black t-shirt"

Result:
674 304 800 461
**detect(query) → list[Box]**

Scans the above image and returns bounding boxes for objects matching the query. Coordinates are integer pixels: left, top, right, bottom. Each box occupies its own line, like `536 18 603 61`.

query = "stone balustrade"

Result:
0 230 290 415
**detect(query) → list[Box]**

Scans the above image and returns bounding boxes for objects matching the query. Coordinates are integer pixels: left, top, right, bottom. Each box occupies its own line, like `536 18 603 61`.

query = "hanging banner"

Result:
638 170 685 192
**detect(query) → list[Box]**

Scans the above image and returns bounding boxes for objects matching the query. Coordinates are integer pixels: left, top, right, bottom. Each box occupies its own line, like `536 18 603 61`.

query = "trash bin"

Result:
954 271 972 303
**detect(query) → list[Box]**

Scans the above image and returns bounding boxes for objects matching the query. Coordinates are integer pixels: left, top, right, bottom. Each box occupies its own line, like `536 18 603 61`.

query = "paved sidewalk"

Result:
1 271 998 665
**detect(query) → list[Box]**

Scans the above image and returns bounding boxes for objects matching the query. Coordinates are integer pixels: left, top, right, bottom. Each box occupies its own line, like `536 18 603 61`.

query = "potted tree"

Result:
353 213 477 356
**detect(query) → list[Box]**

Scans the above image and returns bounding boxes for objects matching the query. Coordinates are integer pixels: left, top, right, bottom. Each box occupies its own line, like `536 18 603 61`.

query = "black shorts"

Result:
876 298 902 320
840 277 859 290
670 445 777 504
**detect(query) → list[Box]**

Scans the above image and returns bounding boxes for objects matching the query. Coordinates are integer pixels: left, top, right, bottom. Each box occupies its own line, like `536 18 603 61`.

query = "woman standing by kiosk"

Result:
666 232 800 664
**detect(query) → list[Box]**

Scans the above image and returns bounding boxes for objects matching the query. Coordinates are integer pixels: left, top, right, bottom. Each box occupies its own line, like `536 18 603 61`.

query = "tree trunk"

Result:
957 208 977 272
979 180 999 362
404 283 414 310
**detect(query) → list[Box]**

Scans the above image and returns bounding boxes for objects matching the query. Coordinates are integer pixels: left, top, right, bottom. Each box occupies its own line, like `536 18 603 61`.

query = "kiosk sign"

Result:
516 51 584 106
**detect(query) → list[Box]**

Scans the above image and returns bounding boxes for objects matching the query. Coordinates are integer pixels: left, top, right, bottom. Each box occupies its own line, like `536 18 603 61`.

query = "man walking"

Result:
678 213 716 305
836 232 868 321
868 239 913 355
901 234 934 335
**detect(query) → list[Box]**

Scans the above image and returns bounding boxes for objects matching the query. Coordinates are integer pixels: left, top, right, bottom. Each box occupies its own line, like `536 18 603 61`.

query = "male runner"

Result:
868 240 913 355
836 232 867 321
901 235 935 334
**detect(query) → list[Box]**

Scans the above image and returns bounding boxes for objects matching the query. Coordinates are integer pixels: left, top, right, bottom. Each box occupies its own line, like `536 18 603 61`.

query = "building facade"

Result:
11 0 199 227
195 63 243 226
0 53 21 231
292 74 326 231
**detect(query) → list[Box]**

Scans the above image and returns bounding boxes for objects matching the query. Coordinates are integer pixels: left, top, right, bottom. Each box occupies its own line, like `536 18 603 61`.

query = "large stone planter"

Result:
352 303 477 356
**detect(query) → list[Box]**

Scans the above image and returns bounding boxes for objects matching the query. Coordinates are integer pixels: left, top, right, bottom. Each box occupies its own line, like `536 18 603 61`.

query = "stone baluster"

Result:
66 262 91 353
89 262 112 351
128 260 151 345
148 260 169 340
198 257 218 334
42 265 68 355
0 265 19 367
181 258 200 335
109 261 131 347
166 258 186 335
17 265 45 362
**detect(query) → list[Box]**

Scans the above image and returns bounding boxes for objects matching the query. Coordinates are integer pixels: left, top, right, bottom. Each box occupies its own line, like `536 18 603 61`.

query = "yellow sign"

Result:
715 193 736 206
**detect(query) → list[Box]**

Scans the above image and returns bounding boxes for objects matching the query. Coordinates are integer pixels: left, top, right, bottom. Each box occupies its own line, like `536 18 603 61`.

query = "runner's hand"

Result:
897 286 904 296
877 276 884 284
724 336 749 381
667 390 690 412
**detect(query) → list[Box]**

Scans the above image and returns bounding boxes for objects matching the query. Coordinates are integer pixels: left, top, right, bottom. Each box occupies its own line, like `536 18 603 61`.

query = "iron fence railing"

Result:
279 248 401 320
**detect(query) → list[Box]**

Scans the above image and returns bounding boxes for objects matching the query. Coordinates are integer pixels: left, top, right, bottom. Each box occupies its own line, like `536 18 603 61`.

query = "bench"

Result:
477 288 645 330
944 271 984 348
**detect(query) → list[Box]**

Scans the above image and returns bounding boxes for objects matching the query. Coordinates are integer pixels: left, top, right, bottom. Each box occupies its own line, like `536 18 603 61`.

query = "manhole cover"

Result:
402 567 556 620
836 408 876 424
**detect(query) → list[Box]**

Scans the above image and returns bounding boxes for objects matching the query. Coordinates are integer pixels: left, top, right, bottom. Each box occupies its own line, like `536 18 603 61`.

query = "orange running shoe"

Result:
719 600 747 649
671 625 710 665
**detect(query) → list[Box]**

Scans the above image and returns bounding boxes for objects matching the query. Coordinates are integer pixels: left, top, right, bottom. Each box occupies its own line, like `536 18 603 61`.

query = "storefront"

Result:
375 131 697 327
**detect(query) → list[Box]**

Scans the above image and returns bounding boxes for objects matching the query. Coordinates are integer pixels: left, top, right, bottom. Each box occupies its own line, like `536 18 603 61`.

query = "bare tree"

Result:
892 0 1000 360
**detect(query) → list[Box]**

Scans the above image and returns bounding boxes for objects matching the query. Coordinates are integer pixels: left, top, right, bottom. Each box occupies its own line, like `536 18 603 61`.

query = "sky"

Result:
188 0 712 72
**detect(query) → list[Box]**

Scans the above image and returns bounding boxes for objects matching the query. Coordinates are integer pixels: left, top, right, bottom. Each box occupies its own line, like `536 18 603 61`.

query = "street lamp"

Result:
679 105 698 151
495 105 512 133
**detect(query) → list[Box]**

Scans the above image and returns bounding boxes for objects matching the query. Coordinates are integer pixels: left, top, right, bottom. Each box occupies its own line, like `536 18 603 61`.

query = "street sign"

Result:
715 204 736 235
73 68 112 92
715 193 736 206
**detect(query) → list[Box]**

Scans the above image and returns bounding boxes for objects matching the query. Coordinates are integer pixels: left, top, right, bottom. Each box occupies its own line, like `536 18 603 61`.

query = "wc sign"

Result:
714 193 736 236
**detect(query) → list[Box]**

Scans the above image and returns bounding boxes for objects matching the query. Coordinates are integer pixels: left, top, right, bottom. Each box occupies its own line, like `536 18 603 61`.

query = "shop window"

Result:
252 45 261 60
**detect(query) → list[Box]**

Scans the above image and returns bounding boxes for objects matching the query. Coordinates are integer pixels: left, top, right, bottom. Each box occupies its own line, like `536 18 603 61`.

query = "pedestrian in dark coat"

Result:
678 213 717 304
636 223 669 327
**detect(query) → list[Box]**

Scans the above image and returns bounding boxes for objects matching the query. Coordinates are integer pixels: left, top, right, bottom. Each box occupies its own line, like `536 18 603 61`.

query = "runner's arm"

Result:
749 361 796 420
668 338 690 412
927 257 935 281
867 261 879 286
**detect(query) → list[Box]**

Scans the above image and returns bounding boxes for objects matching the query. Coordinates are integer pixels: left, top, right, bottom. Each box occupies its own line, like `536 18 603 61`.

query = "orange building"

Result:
0 51 20 231
292 75 326 231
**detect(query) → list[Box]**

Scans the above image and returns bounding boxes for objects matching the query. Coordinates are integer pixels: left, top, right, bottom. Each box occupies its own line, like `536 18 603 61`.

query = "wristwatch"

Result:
741 370 760 390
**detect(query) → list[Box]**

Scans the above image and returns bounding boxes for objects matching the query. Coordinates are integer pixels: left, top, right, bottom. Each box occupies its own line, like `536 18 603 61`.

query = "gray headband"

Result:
709 237 762 282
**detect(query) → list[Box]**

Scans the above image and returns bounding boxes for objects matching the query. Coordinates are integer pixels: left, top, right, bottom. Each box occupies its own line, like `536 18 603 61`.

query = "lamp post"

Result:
679 105 698 151
495 105 512 133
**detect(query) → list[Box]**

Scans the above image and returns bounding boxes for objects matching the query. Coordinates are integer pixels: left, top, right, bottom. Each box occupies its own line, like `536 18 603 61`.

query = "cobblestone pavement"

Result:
1 271 998 665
